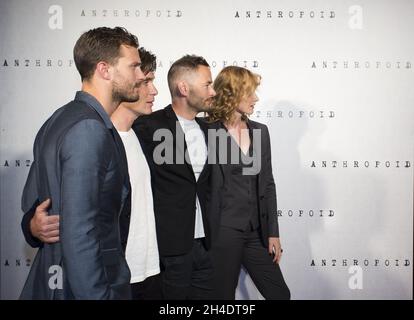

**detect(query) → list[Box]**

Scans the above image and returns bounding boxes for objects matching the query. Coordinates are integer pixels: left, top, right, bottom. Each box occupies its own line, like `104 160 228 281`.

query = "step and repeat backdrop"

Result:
0 0 413 299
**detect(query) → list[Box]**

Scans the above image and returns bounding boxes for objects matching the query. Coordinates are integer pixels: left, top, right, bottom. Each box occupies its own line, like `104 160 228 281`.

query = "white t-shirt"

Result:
118 129 160 283
176 115 207 239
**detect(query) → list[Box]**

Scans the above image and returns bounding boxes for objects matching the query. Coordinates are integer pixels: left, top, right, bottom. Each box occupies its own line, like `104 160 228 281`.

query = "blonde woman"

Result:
207 66 290 300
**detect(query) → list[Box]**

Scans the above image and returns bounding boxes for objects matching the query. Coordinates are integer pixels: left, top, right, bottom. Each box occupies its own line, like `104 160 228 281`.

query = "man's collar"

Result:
74 91 113 129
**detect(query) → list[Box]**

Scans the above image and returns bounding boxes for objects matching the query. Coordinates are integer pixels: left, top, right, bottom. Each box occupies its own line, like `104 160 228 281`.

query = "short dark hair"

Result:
139 47 157 75
73 27 139 81
167 54 209 96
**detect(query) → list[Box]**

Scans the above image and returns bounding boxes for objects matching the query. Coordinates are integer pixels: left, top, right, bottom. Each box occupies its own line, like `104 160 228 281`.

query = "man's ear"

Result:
95 61 111 80
177 81 189 97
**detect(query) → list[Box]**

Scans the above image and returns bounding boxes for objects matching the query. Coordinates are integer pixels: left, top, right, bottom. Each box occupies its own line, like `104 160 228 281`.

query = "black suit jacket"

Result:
20 91 131 299
206 120 279 247
132 105 212 257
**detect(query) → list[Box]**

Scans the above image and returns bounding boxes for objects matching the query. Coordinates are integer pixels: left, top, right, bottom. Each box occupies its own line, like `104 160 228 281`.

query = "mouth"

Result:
204 100 214 108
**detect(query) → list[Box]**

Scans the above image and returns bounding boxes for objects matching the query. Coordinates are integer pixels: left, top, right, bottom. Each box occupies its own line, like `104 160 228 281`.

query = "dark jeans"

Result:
211 226 290 300
131 273 163 300
159 238 214 300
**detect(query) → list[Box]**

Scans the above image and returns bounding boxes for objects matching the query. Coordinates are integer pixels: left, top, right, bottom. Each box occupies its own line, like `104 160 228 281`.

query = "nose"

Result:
151 83 158 96
209 86 216 97
253 92 259 102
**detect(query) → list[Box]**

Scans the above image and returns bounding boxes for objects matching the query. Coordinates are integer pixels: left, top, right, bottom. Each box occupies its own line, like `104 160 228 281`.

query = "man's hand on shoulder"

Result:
30 198 60 243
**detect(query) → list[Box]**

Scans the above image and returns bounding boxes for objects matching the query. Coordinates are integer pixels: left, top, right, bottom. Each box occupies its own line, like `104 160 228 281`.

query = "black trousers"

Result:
211 226 290 300
131 273 163 300
159 238 214 300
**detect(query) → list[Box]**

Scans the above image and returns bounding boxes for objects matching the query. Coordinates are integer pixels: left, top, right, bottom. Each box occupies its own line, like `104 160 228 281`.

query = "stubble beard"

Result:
112 78 140 104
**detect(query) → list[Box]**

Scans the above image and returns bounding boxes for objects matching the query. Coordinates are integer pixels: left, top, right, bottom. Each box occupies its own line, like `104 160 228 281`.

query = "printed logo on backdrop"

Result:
1 159 32 169
47 4 365 27
79 8 183 19
310 160 411 169
251 109 335 120
233 8 336 20
156 59 259 70
1 58 74 68
278 209 335 219
311 257 411 290
1 58 259 70
310 258 411 268
232 5 362 28
3 258 32 268
311 60 412 70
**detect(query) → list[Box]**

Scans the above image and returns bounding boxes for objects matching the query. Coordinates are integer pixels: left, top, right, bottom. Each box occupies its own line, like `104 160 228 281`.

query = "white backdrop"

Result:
0 0 412 300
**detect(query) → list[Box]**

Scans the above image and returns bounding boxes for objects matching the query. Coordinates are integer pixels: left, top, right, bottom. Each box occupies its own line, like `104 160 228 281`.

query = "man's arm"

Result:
21 123 60 247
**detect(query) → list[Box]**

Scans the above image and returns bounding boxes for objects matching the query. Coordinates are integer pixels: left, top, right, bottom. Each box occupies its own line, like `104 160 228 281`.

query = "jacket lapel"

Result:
246 120 263 192
207 121 227 179
164 105 195 181
109 128 131 202
195 117 211 182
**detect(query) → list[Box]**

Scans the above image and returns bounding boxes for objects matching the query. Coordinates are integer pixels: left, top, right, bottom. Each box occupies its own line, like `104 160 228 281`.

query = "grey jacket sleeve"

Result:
59 119 112 299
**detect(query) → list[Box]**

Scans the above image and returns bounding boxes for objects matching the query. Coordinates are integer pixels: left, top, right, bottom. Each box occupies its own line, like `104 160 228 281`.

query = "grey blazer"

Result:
206 119 279 248
20 91 131 299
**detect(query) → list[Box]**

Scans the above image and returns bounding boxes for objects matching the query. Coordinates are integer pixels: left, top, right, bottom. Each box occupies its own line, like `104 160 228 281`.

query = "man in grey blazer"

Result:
20 27 145 299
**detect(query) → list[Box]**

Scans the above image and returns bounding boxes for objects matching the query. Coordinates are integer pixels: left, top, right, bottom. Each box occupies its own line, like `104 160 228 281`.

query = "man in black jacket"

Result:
133 55 216 299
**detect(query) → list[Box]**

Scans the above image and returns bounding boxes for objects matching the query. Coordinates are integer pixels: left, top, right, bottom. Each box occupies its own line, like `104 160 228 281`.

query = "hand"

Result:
30 198 60 243
268 237 283 264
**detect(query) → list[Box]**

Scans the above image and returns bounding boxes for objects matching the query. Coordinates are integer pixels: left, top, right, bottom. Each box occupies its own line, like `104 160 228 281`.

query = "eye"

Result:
133 62 142 69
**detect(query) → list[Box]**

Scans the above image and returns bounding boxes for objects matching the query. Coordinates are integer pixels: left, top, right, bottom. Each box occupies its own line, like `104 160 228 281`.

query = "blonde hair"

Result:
208 66 260 123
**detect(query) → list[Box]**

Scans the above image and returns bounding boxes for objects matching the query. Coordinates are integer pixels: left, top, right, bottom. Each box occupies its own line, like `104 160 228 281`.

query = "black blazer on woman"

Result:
205 119 279 248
